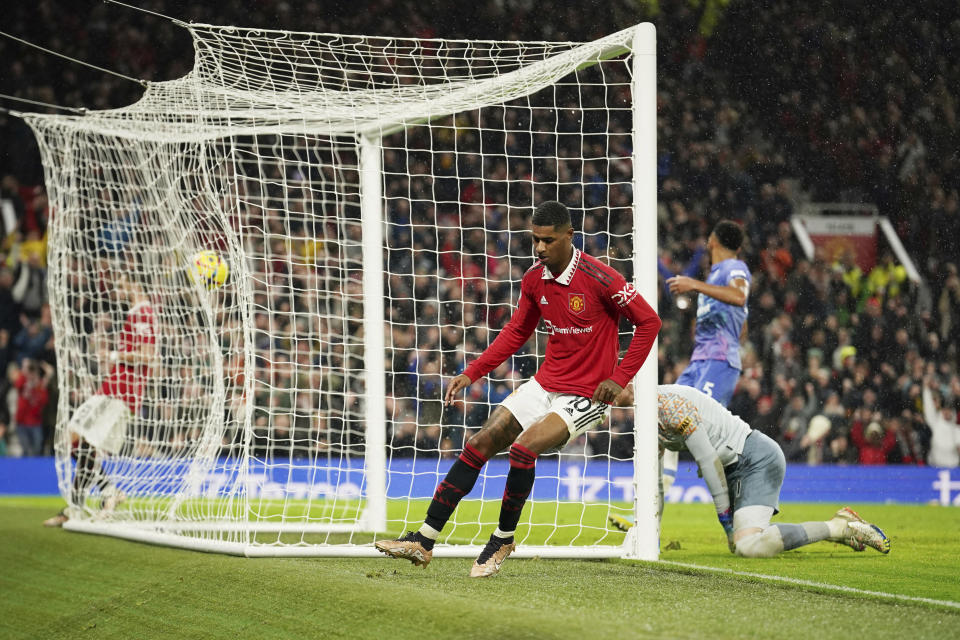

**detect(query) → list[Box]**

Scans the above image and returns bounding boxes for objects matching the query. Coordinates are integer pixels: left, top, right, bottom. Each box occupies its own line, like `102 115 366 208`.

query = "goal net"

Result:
22 22 658 558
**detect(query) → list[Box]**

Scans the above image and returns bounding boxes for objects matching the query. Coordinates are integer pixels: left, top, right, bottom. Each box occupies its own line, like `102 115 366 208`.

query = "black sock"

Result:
71 442 104 505
498 443 537 534
424 443 488 533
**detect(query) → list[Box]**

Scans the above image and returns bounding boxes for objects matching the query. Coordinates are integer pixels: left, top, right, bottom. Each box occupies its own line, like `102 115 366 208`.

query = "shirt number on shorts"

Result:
567 396 593 414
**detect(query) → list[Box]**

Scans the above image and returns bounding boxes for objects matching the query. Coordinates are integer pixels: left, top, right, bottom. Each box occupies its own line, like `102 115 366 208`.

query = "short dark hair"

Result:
532 201 571 229
712 220 744 251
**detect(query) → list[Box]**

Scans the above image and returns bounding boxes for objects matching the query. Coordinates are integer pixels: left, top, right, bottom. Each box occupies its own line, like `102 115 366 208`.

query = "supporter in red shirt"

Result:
850 418 897 465
13 358 53 456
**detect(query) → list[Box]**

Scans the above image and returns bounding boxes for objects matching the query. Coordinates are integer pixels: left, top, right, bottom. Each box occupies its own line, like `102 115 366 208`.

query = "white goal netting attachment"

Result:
23 22 658 558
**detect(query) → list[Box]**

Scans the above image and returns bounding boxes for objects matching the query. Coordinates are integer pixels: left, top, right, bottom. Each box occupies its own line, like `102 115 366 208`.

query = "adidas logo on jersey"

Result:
540 296 549 305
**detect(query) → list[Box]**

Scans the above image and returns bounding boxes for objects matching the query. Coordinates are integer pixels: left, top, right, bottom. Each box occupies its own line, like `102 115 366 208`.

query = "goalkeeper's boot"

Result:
42 509 69 528
374 531 434 567
831 507 890 554
608 513 635 532
828 507 866 551
469 533 515 578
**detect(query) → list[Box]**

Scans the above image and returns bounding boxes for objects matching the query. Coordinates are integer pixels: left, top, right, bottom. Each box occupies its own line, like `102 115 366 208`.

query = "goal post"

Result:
627 22 659 561
22 22 658 558
358 133 387 534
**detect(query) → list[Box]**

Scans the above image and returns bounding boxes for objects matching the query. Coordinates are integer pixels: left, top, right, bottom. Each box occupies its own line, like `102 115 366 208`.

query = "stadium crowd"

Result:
0 0 958 467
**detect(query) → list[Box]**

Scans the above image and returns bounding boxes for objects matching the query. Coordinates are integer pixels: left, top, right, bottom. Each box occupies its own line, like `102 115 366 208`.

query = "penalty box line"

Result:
658 560 960 610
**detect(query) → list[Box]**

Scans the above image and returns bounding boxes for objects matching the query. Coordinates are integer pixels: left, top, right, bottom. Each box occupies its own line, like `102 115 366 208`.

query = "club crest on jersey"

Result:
568 293 586 314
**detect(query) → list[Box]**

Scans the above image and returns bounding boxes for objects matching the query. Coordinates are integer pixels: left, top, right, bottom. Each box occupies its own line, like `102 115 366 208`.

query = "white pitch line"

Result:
658 560 960 610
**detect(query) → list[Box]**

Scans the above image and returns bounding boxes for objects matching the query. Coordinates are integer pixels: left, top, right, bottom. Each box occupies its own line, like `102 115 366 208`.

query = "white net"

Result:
24 22 657 557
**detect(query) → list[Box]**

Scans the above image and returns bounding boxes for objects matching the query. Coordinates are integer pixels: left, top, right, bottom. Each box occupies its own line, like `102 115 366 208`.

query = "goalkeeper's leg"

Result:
731 505 890 557
730 440 888 557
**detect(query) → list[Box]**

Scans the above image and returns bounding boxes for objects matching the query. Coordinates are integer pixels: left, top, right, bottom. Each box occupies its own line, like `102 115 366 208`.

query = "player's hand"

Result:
612 383 634 407
592 379 623 405
666 275 697 295
444 374 472 406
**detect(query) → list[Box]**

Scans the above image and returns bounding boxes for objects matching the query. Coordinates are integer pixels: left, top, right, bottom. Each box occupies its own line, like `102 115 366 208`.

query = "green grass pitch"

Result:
2 496 958 639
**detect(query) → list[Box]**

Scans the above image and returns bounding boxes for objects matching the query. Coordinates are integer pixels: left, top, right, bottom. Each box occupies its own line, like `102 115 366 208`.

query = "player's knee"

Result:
465 430 498 459
733 529 781 558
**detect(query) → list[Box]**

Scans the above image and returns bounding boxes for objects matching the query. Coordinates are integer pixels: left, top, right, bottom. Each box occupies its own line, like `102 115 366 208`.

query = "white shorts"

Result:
501 378 611 446
68 395 131 455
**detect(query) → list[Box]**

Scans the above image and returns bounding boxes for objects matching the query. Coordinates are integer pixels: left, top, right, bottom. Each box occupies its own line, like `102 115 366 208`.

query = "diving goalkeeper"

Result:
626 383 890 557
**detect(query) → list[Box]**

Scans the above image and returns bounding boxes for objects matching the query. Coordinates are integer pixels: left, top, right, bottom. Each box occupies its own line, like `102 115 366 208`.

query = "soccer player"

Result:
375 201 661 576
43 273 156 527
667 220 750 404
653 220 750 521
634 384 890 557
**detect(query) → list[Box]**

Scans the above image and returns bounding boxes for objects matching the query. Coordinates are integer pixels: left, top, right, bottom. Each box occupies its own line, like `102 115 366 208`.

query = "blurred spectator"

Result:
850 418 897 465
11 358 52 456
777 386 817 462
799 414 832 465
922 376 960 468
10 247 47 318
0 267 21 335
12 314 52 365
938 265 960 353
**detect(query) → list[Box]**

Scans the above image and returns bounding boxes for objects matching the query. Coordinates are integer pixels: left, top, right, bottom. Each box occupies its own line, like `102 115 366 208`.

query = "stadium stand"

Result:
0 0 957 467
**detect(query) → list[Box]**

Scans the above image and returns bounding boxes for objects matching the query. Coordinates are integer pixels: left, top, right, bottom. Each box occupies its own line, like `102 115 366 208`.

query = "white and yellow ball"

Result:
189 250 229 289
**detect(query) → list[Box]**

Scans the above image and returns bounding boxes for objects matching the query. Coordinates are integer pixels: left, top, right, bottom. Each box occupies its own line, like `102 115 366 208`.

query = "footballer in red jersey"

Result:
377 201 661 576
44 274 156 527
98 296 156 413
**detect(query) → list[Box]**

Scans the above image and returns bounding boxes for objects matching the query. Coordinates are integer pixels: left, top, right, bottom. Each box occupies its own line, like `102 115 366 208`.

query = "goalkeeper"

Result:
376 201 661 576
44 274 156 527
630 383 890 557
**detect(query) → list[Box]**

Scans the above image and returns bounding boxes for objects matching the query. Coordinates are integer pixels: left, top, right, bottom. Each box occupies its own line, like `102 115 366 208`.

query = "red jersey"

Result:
463 248 661 397
15 373 49 426
100 300 156 412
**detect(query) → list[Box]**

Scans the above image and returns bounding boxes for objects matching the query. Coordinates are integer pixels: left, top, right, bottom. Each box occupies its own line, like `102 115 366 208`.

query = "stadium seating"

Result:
0 0 957 467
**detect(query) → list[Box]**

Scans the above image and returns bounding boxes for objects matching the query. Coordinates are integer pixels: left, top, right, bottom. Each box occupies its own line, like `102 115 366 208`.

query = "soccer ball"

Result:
189 250 229 289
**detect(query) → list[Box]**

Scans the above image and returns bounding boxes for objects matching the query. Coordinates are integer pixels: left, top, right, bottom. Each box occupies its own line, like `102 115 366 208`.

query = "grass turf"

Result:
2 497 958 640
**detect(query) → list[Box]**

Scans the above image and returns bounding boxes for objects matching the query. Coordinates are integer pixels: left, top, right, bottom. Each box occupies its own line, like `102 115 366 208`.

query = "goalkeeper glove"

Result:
718 508 735 553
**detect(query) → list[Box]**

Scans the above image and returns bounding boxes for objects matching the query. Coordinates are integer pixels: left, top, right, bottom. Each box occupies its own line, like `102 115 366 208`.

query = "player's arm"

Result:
684 427 735 551
113 339 156 366
39 360 55 385
604 283 661 395
921 379 940 426
667 275 749 307
447 283 541 405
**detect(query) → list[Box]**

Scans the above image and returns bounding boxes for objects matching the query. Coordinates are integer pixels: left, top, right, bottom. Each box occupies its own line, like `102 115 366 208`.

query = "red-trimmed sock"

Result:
423 443 489 536
498 443 538 535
